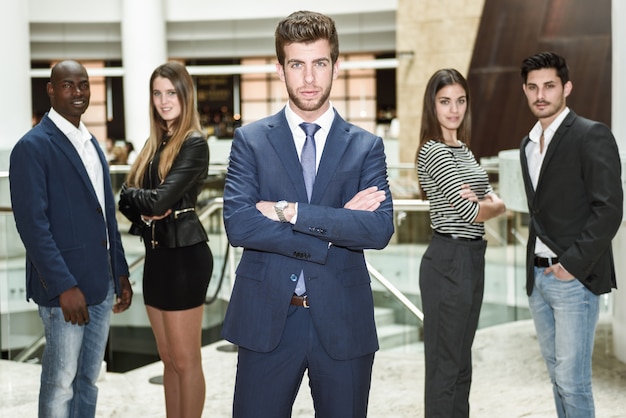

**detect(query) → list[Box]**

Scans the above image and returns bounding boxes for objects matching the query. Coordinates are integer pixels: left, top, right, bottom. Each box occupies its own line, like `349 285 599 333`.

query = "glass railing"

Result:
1 161 586 368
0 170 232 370
1 204 46 362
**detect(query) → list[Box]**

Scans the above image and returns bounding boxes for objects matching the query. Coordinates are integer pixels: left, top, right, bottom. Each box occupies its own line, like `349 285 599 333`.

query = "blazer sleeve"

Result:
559 122 623 278
223 127 332 264
293 135 394 250
100 144 130 282
9 133 79 297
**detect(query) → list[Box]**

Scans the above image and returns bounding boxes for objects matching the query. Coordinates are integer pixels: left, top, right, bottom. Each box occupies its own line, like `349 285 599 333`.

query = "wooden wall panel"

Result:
467 0 611 160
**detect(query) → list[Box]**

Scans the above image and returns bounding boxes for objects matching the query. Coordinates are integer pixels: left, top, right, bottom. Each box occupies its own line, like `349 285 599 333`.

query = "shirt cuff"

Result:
290 202 299 224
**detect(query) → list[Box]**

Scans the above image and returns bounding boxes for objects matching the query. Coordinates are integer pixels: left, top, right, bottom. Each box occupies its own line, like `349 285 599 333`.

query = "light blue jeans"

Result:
38 280 114 418
529 267 599 418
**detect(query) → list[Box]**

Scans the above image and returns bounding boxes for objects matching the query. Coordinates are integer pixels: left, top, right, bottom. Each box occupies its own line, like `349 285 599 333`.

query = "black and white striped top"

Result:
417 140 492 239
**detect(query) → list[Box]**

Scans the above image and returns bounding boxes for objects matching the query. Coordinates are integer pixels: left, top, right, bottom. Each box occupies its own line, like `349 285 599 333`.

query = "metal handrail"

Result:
4 196 426 362
367 261 423 322
125 196 225 273
130 196 426 323
12 335 45 363
7 198 227 363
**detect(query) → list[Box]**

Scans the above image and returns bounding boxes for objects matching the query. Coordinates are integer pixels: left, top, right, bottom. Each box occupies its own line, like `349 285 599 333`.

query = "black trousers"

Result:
419 233 487 418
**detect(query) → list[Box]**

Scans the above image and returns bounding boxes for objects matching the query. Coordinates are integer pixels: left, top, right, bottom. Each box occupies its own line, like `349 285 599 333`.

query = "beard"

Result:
286 82 333 113
530 97 565 120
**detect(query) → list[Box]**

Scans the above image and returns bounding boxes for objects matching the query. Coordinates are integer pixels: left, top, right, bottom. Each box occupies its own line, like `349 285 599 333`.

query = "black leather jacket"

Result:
119 133 209 248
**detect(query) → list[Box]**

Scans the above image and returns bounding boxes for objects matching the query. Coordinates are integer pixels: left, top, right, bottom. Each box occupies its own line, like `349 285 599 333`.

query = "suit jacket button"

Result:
290 274 298 282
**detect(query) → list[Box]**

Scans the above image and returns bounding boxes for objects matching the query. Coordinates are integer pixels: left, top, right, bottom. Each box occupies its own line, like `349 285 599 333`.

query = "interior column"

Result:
121 0 168 151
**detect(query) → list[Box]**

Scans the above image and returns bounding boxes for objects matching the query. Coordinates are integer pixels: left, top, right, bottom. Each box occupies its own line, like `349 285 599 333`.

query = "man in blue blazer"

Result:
9 60 132 417
519 52 622 417
222 11 394 418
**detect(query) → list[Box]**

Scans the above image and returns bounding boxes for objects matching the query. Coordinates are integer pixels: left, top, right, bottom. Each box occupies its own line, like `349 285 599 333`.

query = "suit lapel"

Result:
312 113 350 203
43 116 100 203
267 110 352 204
267 111 310 203
520 136 535 202
93 135 114 206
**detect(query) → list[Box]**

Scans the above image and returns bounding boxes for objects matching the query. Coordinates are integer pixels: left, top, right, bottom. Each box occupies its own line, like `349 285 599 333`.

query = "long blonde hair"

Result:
126 62 203 187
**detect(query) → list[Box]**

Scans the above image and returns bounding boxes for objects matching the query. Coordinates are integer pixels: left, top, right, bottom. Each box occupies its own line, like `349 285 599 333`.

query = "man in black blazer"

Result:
519 52 623 417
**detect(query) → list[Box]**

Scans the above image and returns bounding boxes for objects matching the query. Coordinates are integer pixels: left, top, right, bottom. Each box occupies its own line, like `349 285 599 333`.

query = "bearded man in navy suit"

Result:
221 10 394 418
9 60 132 417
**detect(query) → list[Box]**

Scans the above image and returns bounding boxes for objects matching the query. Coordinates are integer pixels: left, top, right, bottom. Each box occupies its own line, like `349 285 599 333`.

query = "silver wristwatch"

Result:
274 200 288 222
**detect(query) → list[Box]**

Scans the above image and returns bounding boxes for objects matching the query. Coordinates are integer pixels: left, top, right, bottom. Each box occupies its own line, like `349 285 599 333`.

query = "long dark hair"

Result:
415 68 472 165
415 69 472 198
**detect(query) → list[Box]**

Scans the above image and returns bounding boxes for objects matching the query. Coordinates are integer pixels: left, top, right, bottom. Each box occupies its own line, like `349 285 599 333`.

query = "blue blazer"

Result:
520 110 623 295
221 109 394 360
9 114 129 307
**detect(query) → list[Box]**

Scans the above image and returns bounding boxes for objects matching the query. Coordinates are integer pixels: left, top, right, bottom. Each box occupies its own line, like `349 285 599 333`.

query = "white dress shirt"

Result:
525 107 570 257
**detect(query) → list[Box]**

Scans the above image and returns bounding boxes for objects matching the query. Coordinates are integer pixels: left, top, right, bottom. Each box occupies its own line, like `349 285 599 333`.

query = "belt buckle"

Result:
302 295 309 309
544 257 556 266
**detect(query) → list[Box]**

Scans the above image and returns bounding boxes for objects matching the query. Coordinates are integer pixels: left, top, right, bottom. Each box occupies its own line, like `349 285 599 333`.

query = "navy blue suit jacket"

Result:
9 114 129 307
520 110 623 295
221 109 394 360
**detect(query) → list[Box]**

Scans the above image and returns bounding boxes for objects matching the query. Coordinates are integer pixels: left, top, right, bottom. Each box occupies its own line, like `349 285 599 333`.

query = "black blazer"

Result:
520 110 623 295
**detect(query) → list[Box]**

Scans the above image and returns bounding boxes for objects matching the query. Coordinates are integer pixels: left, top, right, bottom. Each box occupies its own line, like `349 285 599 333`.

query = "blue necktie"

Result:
299 122 320 202
295 122 320 295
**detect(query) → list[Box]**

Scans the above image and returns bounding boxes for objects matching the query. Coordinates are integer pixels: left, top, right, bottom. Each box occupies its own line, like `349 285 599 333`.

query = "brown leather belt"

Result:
290 295 309 308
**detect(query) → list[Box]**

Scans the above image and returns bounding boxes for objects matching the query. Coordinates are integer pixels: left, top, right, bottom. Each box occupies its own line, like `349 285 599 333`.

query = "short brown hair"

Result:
275 11 339 66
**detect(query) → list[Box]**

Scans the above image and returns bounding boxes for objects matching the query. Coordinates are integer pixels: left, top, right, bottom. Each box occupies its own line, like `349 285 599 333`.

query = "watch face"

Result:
276 200 288 209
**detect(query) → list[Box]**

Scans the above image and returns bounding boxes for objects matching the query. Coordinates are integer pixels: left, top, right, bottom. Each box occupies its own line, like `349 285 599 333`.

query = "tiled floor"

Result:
2 316 625 417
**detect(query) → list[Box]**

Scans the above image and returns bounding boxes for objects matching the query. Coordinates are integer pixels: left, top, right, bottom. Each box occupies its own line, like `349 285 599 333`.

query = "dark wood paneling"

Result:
467 0 611 160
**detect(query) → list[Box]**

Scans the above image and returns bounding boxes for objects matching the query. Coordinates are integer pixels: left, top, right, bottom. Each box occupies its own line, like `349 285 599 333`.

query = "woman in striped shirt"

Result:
416 68 506 417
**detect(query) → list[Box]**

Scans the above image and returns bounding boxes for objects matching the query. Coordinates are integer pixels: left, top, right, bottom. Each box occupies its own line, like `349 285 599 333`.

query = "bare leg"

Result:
146 304 206 418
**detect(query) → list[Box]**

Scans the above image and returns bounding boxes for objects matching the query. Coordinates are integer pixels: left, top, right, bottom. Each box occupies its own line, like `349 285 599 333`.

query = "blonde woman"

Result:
119 61 213 418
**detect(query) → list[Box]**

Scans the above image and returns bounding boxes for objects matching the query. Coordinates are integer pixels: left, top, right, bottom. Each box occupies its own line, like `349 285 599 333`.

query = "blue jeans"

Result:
38 280 114 418
529 267 599 418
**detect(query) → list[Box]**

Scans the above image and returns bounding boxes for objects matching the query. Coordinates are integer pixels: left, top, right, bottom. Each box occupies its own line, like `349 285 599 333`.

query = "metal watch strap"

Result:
275 202 287 222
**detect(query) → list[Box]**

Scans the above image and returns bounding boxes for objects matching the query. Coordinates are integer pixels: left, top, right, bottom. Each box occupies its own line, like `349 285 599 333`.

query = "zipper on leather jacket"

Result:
147 157 158 249
150 222 158 249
